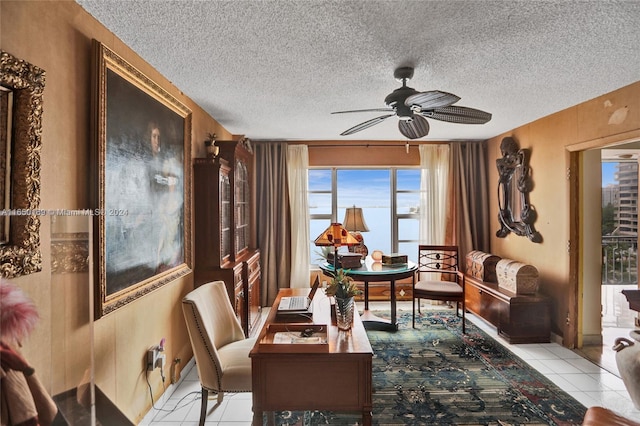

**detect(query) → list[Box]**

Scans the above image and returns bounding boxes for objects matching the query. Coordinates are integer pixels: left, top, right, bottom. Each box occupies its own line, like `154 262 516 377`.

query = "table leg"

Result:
362 278 398 331
390 278 397 330
362 409 372 426
252 409 263 426
364 280 369 311
254 410 274 426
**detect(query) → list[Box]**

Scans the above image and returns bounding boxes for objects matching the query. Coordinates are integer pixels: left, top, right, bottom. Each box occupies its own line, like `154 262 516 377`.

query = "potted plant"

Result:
204 133 218 157
325 268 361 330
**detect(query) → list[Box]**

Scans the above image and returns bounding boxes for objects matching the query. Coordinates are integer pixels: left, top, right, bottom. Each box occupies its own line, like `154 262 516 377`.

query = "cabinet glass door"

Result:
221 172 232 262
235 160 249 254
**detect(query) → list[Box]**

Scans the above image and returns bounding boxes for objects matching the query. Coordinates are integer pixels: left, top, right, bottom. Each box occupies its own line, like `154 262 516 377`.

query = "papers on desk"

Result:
273 332 326 344
258 324 329 353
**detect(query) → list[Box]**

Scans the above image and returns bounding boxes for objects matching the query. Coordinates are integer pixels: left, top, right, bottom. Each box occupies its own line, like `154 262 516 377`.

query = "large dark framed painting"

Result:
0 50 45 278
92 40 192 317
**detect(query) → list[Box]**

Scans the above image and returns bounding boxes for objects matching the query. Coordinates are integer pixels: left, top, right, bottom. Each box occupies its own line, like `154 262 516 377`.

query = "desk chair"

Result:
413 245 466 333
182 281 257 426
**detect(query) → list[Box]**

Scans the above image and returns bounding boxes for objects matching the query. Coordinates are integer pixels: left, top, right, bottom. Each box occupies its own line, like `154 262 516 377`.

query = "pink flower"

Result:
0 280 39 344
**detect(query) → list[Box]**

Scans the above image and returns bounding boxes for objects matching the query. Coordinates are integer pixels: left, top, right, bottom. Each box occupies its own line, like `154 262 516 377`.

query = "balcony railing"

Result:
602 235 638 285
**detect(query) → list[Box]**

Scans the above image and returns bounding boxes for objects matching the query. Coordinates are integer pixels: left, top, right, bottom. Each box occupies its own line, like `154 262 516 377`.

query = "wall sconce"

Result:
204 133 219 158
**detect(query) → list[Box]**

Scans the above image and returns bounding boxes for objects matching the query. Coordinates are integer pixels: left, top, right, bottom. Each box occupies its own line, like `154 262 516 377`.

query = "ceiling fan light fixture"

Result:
398 115 429 139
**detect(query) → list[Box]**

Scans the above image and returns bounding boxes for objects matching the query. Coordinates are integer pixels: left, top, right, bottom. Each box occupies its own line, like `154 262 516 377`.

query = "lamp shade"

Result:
342 206 369 232
314 223 360 247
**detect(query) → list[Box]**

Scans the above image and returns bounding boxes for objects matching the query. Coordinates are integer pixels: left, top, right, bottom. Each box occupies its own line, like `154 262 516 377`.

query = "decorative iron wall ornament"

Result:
0 50 45 277
496 137 542 243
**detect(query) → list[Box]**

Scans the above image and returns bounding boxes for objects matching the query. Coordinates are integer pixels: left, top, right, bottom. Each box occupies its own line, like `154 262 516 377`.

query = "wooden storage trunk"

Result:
496 259 539 295
465 250 501 283
382 253 408 265
327 252 363 269
465 275 550 343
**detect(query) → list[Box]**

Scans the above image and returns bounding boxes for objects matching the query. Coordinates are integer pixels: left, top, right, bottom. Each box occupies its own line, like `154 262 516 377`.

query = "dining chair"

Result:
413 245 466 333
182 281 257 426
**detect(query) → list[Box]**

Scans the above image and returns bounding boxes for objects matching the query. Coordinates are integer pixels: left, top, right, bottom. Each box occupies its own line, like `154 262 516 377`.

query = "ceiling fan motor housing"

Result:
385 86 419 118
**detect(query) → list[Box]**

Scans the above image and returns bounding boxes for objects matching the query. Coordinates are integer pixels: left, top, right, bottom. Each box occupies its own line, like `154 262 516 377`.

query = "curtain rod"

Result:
294 140 483 147
305 143 414 148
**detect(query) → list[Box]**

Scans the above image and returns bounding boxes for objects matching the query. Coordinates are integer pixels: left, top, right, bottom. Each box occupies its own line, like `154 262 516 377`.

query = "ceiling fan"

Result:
331 67 492 139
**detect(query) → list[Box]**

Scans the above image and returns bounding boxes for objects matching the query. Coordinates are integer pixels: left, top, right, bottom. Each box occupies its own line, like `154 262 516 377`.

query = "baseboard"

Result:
139 356 196 425
582 333 604 346
550 331 563 345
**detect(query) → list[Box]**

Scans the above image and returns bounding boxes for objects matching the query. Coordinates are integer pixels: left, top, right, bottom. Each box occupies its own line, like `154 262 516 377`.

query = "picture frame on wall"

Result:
0 50 45 278
92 40 192 317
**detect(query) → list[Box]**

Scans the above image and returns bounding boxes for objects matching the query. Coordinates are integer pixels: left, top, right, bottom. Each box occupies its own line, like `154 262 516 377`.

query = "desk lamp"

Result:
314 222 360 270
343 206 369 256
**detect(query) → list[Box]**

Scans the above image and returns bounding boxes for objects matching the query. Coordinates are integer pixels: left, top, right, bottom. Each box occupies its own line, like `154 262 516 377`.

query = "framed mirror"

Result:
496 136 542 243
0 50 45 277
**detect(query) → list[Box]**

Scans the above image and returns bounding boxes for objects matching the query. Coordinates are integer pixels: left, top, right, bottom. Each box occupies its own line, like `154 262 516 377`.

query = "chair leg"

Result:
217 391 224 404
461 301 466 334
199 388 208 426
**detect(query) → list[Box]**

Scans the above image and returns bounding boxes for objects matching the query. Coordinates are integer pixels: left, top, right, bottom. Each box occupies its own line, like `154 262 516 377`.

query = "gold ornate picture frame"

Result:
92 40 192 317
0 50 45 278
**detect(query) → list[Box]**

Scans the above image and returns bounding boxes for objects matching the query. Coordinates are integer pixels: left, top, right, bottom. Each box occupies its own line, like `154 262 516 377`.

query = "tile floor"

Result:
142 302 640 425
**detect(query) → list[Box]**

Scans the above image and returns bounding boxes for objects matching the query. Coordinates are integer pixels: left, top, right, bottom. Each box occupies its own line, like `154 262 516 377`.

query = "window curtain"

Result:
419 144 450 244
255 142 292 306
446 141 491 258
286 145 310 289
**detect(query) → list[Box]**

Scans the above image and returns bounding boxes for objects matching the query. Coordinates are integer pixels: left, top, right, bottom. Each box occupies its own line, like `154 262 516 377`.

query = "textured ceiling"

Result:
76 0 640 142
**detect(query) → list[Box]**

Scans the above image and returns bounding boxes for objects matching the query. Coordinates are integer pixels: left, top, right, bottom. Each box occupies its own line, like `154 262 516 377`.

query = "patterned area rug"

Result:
272 310 587 425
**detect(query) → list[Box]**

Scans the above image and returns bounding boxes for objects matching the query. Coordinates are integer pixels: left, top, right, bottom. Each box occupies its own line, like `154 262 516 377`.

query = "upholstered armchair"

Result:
182 281 257 425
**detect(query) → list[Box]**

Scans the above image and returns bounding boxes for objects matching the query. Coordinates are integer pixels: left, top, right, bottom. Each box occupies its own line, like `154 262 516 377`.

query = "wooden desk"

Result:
320 259 417 331
249 288 373 425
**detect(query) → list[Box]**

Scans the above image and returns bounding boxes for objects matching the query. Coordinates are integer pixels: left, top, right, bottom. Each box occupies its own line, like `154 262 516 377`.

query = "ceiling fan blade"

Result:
405 91 460 110
331 108 394 114
398 115 430 139
340 114 395 136
422 106 492 124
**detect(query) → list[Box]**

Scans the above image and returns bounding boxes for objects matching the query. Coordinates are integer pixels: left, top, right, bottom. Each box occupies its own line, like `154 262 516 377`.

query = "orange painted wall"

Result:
487 81 640 340
4 0 640 421
1 1 231 422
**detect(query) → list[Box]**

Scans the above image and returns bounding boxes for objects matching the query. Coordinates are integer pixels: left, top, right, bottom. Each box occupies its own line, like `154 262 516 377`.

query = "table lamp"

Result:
343 206 369 256
314 222 360 270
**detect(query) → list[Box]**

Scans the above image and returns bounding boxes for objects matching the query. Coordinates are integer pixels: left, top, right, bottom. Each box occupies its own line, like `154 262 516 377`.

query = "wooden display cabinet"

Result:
193 138 261 337
244 250 262 335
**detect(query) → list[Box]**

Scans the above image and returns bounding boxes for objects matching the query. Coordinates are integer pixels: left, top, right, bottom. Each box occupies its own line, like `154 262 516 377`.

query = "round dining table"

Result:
319 257 417 331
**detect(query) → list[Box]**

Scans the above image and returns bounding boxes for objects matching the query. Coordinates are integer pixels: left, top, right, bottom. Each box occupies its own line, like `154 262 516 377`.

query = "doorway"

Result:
575 146 639 375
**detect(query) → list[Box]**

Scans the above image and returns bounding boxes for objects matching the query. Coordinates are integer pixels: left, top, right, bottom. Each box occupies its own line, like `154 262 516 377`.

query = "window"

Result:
309 168 420 264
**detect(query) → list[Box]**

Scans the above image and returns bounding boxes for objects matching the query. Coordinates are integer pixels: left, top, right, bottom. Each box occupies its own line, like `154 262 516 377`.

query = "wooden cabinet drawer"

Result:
246 255 260 278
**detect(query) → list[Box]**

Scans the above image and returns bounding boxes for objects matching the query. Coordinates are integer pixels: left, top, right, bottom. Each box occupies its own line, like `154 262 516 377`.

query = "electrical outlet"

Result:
147 346 164 371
